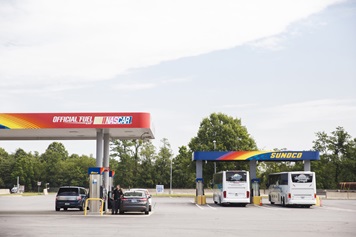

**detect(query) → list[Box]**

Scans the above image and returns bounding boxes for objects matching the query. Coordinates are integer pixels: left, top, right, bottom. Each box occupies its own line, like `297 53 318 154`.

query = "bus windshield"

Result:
226 171 247 182
291 173 313 183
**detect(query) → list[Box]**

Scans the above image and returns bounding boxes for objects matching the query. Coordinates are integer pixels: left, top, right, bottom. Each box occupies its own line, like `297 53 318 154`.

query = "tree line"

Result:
0 113 355 191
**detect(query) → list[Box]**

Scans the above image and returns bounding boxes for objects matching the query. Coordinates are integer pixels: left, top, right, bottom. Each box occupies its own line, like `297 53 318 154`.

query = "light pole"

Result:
169 157 173 195
37 181 41 194
213 140 216 173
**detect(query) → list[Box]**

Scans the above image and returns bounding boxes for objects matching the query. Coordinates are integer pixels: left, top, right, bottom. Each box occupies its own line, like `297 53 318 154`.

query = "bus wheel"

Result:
269 195 275 205
213 194 217 204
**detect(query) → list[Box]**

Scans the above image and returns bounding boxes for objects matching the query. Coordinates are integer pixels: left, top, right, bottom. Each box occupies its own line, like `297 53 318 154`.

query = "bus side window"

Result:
281 173 288 185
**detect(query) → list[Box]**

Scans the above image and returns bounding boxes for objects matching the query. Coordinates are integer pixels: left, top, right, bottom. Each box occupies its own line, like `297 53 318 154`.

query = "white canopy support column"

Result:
96 129 103 167
249 160 257 202
103 132 110 213
249 160 257 181
304 160 311 171
196 161 203 194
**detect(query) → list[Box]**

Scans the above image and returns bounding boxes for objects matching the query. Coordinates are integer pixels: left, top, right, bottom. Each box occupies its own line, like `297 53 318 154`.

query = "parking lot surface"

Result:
0 194 355 237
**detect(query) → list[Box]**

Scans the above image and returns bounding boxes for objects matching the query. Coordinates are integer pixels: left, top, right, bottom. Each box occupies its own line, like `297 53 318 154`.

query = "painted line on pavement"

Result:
207 204 217 210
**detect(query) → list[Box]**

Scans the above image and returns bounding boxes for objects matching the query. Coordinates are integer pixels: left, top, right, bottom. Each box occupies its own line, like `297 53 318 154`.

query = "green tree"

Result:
173 146 195 188
138 140 156 188
313 127 356 189
40 142 69 188
188 113 258 184
154 138 174 188
111 140 136 188
0 148 14 188
74 154 96 187
11 149 41 191
54 154 95 187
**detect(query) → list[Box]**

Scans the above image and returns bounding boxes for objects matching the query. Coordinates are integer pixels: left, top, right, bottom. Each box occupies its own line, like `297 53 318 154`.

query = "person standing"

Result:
111 185 123 215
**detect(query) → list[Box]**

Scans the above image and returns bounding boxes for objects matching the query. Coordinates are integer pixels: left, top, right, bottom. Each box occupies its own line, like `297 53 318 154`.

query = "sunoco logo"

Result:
270 152 303 159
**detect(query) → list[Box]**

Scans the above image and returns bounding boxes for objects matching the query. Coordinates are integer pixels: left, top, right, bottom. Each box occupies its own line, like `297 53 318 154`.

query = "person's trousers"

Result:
111 199 119 214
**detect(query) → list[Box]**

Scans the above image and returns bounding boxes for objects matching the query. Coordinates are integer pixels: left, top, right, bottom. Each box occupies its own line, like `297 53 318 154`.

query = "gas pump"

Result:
251 178 260 197
195 178 206 205
88 167 104 213
107 170 115 210
109 170 115 191
251 178 262 205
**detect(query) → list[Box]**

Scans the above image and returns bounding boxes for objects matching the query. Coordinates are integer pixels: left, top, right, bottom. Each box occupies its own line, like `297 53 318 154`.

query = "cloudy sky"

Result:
0 0 355 156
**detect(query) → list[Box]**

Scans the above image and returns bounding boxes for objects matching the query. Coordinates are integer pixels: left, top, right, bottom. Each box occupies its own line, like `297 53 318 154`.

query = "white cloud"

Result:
248 36 286 51
0 0 343 88
113 82 157 91
221 103 258 109
161 77 192 84
256 99 356 130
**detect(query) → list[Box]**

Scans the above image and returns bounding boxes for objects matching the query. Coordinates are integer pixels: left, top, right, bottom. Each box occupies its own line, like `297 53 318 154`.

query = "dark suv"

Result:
55 186 88 211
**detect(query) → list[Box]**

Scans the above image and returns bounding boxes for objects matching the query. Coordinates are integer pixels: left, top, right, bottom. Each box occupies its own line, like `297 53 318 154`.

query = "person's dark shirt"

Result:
113 188 123 200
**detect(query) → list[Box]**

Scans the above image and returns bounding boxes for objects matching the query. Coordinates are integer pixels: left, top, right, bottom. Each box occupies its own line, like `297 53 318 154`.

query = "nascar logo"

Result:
93 116 132 125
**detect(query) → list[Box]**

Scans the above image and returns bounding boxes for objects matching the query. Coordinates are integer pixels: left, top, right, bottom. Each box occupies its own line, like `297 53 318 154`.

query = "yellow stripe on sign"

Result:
0 115 39 129
93 117 104 124
233 151 268 160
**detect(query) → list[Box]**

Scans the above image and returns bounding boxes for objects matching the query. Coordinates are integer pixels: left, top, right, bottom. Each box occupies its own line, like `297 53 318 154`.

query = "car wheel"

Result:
119 210 124 214
79 202 84 211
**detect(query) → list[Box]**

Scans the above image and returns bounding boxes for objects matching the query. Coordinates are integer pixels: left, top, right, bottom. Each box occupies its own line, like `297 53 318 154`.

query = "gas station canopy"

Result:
0 112 154 140
193 151 320 161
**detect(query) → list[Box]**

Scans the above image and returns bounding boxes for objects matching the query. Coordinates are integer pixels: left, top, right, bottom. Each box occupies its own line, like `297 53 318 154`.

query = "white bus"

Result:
268 171 317 208
213 170 250 206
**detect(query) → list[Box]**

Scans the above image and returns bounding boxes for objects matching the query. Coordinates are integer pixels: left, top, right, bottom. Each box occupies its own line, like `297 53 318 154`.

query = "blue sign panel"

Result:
193 151 319 161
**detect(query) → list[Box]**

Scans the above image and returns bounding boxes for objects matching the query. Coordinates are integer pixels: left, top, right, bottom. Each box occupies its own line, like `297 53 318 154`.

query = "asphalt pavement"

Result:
0 194 355 237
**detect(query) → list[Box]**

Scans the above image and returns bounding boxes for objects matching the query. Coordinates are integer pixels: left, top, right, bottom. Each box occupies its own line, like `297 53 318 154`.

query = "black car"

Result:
55 186 88 211
119 190 150 215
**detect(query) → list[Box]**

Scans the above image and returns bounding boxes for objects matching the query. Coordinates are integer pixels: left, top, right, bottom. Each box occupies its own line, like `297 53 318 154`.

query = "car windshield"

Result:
57 188 79 196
